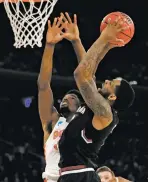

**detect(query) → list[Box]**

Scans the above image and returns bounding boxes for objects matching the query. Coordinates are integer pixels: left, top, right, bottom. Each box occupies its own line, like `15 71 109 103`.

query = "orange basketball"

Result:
100 12 135 46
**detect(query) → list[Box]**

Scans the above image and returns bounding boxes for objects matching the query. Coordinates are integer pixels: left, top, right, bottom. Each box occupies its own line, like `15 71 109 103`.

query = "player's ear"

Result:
108 93 116 101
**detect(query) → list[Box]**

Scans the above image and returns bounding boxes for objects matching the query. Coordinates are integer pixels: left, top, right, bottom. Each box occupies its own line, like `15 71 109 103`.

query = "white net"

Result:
2 0 58 48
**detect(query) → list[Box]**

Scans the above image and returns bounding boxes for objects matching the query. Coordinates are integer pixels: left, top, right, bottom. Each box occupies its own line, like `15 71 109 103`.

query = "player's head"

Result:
96 166 115 182
98 78 135 111
60 89 84 117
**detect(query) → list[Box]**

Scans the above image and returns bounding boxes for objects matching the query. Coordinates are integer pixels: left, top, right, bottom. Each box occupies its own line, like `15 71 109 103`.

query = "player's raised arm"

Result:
74 17 125 127
38 15 64 142
61 12 86 63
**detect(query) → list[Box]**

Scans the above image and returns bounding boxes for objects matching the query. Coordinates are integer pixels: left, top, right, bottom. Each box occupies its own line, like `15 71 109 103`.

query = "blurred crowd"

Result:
0 31 147 182
0 44 147 182
0 44 148 86
0 5 148 87
0 3 148 181
0 124 148 182
0 97 148 182
0 136 43 182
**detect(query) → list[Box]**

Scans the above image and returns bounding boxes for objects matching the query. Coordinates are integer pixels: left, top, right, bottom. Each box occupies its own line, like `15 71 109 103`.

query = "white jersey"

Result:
42 117 68 181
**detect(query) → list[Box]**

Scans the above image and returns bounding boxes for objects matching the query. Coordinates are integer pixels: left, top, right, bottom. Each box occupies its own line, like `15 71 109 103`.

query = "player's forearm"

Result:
74 36 111 79
38 43 55 86
72 38 86 63
38 44 55 126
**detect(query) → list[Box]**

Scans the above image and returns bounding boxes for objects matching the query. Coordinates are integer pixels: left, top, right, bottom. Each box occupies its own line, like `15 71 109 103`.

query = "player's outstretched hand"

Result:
60 12 80 42
46 15 65 44
100 16 128 47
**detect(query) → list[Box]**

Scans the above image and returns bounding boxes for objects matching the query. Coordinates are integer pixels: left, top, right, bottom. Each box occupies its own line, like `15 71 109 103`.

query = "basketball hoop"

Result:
0 0 58 48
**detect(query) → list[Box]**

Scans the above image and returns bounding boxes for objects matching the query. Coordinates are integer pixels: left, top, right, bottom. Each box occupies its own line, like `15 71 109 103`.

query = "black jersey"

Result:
58 104 119 169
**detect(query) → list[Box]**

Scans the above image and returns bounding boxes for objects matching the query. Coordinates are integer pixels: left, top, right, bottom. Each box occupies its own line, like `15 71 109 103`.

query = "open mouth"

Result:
61 102 68 107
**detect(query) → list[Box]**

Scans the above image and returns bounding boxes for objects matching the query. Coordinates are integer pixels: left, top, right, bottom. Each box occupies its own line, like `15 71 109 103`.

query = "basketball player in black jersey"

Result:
57 16 135 182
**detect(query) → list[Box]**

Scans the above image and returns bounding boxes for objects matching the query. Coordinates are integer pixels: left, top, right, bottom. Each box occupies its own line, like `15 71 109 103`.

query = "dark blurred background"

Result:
0 0 148 181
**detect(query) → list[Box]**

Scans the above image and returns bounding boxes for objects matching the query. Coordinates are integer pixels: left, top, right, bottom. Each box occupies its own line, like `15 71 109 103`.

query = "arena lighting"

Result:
129 81 137 85
21 96 34 108
116 77 138 85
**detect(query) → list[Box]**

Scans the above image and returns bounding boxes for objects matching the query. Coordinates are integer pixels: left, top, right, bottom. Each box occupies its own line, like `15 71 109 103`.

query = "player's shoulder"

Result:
52 106 58 113
46 110 60 133
51 107 60 122
44 115 65 144
54 116 67 127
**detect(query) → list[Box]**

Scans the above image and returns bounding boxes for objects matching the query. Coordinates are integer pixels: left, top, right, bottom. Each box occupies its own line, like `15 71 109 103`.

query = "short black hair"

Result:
96 166 115 176
113 79 135 111
66 89 84 103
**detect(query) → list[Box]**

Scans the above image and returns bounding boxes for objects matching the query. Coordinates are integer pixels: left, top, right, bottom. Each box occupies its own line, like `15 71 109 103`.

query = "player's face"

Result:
98 79 121 99
98 171 113 182
60 94 81 112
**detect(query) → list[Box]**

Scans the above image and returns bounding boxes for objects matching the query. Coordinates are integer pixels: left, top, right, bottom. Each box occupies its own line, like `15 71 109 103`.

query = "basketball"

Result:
100 12 135 46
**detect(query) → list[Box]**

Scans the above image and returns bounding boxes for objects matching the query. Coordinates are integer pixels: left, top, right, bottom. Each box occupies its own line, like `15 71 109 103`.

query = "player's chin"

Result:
98 89 109 99
60 104 68 109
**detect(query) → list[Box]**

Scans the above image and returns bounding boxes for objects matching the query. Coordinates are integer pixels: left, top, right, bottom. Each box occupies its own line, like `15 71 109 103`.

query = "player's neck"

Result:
60 107 71 118
61 113 70 118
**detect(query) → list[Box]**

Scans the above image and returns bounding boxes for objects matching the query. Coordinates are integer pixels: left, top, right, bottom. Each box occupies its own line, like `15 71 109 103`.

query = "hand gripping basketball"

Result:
100 12 135 47
100 16 128 47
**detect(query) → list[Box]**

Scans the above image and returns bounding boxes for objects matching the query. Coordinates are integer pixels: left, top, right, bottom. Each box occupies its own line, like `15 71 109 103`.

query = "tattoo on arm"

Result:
74 38 112 119
77 78 112 119
75 41 110 79
78 59 95 79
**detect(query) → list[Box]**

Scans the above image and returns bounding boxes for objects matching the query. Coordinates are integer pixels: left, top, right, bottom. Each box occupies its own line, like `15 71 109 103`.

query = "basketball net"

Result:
1 0 58 48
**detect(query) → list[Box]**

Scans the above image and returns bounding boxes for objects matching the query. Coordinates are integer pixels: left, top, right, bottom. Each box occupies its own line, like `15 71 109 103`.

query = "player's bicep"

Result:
75 76 112 120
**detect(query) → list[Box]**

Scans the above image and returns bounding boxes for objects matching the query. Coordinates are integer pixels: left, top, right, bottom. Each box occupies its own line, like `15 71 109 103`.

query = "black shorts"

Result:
57 171 101 182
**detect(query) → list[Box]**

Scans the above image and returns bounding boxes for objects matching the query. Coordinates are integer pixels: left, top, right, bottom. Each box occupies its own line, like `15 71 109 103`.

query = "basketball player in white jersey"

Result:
96 166 131 182
38 13 87 182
